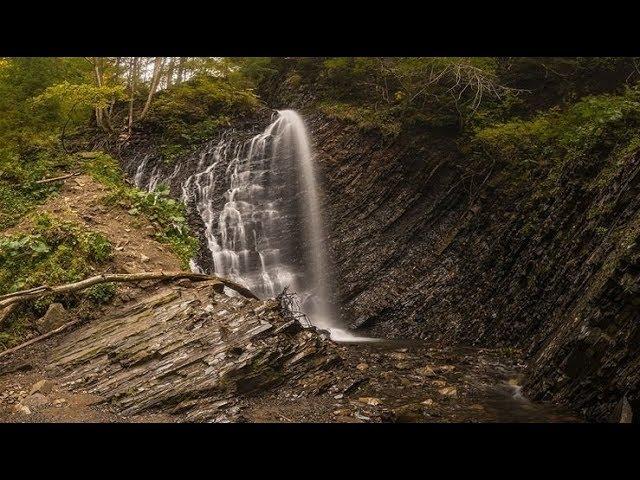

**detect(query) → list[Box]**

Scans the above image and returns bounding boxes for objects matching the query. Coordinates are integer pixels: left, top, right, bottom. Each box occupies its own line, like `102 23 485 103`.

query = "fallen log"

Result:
0 271 258 312
0 286 51 301
34 172 80 185
0 317 85 360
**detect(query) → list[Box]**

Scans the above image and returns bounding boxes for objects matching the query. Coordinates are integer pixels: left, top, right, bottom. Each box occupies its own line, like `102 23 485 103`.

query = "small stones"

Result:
333 407 350 416
388 351 408 361
357 397 382 406
354 412 371 421
356 363 369 371
438 387 458 397
392 403 424 422
140 254 150 263
435 365 456 373
53 398 67 407
13 403 31 415
394 361 412 370
415 365 436 377
23 393 49 409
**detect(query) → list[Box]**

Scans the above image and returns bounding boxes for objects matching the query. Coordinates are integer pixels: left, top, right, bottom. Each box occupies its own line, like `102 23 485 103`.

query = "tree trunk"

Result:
140 57 166 119
92 57 112 132
165 57 175 89
128 57 139 133
177 57 187 84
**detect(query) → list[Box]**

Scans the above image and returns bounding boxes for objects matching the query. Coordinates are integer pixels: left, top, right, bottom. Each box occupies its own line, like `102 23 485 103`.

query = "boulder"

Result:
36 303 67 334
30 379 54 395
13 403 31 415
23 393 49 409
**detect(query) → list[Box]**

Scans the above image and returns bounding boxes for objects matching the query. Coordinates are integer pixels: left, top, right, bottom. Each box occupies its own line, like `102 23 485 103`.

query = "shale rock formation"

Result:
44 279 339 421
307 112 640 422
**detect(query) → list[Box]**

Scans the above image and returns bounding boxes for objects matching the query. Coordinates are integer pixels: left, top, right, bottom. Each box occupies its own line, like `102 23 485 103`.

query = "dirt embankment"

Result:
7 174 183 274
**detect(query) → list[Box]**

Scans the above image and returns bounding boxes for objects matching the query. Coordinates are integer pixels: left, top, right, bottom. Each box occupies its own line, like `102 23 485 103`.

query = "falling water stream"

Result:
134 109 370 341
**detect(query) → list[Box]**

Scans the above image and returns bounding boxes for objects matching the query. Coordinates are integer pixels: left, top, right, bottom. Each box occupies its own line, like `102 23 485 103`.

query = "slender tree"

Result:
140 56 166 119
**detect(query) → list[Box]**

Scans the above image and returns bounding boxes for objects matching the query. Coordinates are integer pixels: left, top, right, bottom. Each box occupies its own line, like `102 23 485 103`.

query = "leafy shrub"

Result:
0 214 113 295
318 102 401 137
142 75 260 156
86 282 117 304
106 184 199 266
0 140 72 229
473 88 640 190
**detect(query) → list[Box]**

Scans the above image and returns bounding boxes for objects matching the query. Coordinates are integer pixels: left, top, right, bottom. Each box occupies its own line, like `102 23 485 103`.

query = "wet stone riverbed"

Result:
240 338 582 423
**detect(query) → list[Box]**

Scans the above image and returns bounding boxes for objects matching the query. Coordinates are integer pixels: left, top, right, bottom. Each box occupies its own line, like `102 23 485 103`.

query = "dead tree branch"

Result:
0 271 257 313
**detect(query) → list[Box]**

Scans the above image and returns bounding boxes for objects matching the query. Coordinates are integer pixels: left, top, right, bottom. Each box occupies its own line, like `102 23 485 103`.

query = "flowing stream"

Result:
133 110 367 341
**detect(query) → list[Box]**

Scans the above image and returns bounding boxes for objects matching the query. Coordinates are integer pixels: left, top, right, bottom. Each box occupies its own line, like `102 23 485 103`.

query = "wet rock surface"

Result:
240 340 581 423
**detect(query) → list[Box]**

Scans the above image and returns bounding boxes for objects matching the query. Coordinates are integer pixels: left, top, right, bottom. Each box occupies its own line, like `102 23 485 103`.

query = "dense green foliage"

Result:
0 141 74 229
0 214 115 348
473 86 640 195
0 213 113 295
142 74 260 161
242 57 640 138
0 58 92 146
0 58 98 230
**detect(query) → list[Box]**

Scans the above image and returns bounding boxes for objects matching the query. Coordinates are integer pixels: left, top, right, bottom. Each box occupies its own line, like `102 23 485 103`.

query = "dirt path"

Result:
7 174 182 275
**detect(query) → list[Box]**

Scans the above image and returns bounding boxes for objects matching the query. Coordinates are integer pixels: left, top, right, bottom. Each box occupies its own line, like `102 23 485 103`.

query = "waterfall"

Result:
271 110 336 332
131 109 369 341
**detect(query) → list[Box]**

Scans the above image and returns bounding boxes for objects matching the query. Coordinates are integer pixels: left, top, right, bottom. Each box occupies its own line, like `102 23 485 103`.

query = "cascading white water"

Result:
271 110 336 332
133 109 371 341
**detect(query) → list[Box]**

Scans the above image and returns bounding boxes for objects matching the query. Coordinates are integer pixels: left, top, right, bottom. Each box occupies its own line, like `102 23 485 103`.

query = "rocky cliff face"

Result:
113 105 640 422
305 112 640 422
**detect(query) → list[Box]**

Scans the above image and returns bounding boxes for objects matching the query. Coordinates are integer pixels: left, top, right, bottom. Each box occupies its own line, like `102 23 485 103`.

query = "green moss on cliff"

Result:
473 87 640 197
